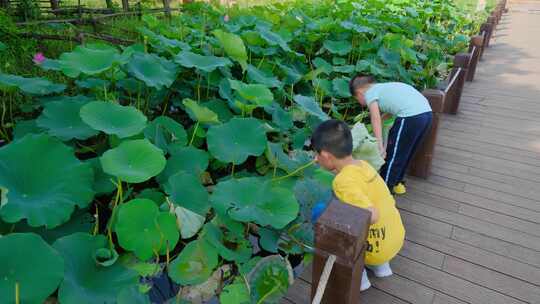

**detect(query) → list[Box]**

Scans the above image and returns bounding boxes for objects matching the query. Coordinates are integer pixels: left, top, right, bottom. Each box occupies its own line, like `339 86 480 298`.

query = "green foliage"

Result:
0 0 483 301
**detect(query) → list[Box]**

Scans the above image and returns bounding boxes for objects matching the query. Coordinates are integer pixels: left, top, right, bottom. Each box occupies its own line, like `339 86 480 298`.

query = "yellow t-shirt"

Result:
332 161 405 265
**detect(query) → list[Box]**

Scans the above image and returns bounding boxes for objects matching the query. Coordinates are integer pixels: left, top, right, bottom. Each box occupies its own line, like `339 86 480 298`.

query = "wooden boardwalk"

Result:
283 2 540 304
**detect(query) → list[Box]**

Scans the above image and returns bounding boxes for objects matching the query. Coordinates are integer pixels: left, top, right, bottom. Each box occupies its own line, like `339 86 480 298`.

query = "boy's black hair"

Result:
349 74 375 96
311 119 353 159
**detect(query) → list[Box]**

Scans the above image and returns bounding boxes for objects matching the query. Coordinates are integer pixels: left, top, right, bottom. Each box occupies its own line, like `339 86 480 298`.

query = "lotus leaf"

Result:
0 233 64 304
211 177 299 229
294 178 332 222
58 43 123 78
203 99 234 122
313 57 333 75
127 52 178 89
80 101 147 138
157 146 209 184
36 97 98 141
351 122 385 170
207 118 267 164
168 239 219 285
202 222 252 263
114 198 179 260
213 30 248 69
246 64 281 88
183 98 220 124
323 40 352 55
117 286 151 304
257 26 292 52
219 283 250 304
229 79 274 107
332 77 352 98
174 205 205 239
0 41 6 51
0 134 94 227
248 255 294 303
144 116 187 153
86 157 115 195
293 95 330 121
175 51 232 72
53 233 139 304
136 188 165 206
258 227 280 253
164 171 210 216
12 119 44 140
100 139 166 183
0 73 66 95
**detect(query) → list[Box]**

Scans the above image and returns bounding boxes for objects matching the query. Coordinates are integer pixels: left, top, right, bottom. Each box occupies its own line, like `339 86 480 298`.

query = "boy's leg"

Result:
366 262 393 277
360 268 371 291
396 112 433 183
379 117 420 189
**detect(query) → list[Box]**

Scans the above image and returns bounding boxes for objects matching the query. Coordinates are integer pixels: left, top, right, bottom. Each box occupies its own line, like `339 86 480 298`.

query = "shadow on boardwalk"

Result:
283 3 540 304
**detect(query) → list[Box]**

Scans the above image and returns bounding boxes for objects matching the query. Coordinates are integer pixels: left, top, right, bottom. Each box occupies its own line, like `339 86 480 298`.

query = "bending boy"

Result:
349 75 432 194
312 119 405 291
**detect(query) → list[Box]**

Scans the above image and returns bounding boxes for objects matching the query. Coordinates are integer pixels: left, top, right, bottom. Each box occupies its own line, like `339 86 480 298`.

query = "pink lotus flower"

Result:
33 52 46 65
224 14 230 22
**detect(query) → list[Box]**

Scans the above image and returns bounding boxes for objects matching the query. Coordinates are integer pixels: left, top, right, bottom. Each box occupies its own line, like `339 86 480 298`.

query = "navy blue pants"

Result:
379 112 433 189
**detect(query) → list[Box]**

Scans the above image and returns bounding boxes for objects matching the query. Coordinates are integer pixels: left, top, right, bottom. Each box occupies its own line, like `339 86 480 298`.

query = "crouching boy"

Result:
311 119 405 291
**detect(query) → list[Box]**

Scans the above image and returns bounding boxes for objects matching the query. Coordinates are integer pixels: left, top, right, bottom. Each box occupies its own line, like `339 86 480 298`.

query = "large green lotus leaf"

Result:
313 57 333 75
144 116 187 153
75 78 110 90
0 134 94 227
293 95 330 121
175 51 232 73
114 198 179 261
266 104 293 131
266 143 316 177
0 72 66 95
157 146 209 185
332 77 352 98
58 43 122 78
53 233 139 304
116 286 151 304
12 119 44 140
294 178 332 222
0 41 6 51
4 209 94 244
220 283 250 304
126 52 178 89
213 30 248 69
258 227 280 253
100 139 166 183
229 79 273 107
0 233 64 304
164 171 210 216
80 101 147 138
211 177 299 229
86 157 115 195
248 255 294 303
203 99 234 122
183 99 220 124
207 118 267 164
246 64 281 88
36 97 98 141
323 40 352 55
202 222 252 263
174 205 205 239
256 26 292 52
168 239 219 286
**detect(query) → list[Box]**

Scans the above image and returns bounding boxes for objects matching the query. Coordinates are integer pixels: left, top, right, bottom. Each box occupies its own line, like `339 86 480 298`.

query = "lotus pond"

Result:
0 0 480 303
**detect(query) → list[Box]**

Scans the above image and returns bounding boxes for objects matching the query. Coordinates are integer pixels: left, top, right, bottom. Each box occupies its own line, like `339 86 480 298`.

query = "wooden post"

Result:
485 16 496 47
467 35 484 81
408 90 444 178
121 0 129 11
442 54 469 115
162 0 171 19
311 199 371 304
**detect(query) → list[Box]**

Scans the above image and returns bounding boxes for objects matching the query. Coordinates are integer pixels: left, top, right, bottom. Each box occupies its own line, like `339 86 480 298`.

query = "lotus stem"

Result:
93 205 99 236
189 122 199 146
231 163 235 177
166 241 170 267
15 282 19 304
272 160 316 182
108 178 123 249
196 73 202 102
257 56 266 69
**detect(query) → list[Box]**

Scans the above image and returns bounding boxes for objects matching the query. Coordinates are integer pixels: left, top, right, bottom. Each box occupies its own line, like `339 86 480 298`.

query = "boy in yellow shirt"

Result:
311 119 405 291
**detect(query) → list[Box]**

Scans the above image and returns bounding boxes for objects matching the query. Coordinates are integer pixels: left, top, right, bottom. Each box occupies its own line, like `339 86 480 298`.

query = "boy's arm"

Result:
368 101 386 158
367 206 379 224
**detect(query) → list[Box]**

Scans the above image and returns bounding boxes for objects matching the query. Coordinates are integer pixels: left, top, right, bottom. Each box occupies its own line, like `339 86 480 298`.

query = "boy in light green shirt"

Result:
349 75 432 194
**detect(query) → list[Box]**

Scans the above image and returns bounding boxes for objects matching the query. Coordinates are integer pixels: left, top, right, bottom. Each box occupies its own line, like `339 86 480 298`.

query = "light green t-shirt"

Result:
365 82 432 117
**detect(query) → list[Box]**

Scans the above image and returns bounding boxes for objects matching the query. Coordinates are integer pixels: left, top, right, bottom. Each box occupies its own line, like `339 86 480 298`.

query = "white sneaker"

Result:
367 262 393 278
360 269 371 291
